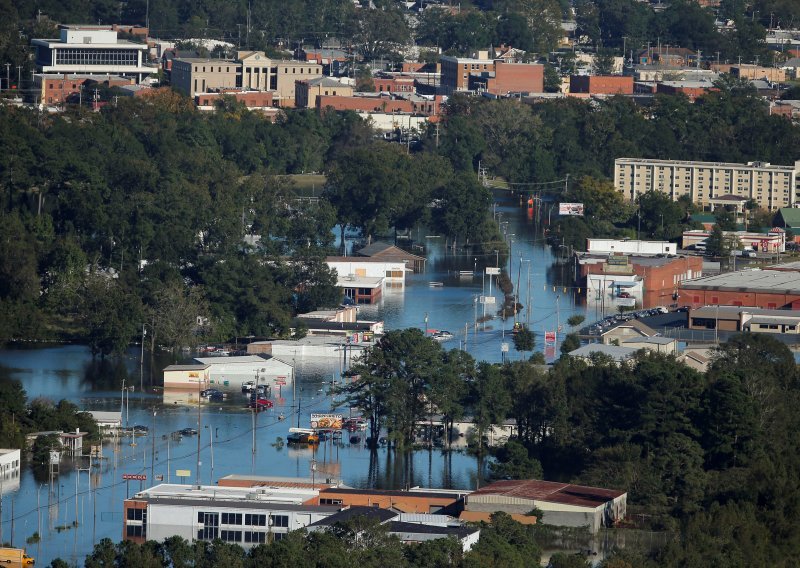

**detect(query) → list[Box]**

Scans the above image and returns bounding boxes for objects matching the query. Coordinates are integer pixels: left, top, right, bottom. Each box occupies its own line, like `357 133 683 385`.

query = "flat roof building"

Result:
614 158 800 210
678 269 800 309
465 479 626 533
123 484 339 545
32 27 154 82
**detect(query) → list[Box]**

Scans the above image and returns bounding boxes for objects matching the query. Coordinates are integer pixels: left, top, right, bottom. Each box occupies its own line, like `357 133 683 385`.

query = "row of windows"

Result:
198 530 284 543
198 511 289 527
126 525 146 538
127 508 144 520
193 66 233 73
55 48 138 66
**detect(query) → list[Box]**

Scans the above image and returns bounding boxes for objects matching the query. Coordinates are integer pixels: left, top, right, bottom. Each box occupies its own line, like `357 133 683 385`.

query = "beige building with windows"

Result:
295 77 353 108
614 158 800 210
172 51 321 106
238 51 321 106
171 58 241 96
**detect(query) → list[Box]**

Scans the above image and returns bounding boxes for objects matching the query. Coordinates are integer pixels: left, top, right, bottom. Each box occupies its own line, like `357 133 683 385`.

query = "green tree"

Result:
512 324 535 355
489 440 544 479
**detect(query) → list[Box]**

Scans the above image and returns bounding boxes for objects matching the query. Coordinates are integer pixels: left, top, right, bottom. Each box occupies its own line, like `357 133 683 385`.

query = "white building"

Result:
32 27 155 82
325 257 407 284
587 239 676 256
682 229 786 253
124 484 340 545
0 449 21 494
192 355 294 389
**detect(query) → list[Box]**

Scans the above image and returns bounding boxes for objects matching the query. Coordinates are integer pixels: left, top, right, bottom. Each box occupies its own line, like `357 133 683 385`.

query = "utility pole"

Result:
16 65 21 87
4 63 10 90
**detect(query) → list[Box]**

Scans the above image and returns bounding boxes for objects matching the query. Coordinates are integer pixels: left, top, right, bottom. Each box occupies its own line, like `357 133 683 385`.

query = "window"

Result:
126 525 144 537
54 48 138 67
245 514 267 526
244 531 267 543
274 533 286 541
198 512 219 540
320 498 343 505
221 530 242 542
271 515 289 528
222 513 242 525
127 508 144 520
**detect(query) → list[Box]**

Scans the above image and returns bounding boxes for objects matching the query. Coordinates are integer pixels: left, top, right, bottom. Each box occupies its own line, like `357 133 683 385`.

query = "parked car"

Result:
132 425 149 434
179 428 198 436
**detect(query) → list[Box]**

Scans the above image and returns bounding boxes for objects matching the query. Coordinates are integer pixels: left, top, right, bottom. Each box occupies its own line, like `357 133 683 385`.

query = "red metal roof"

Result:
470 479 625 508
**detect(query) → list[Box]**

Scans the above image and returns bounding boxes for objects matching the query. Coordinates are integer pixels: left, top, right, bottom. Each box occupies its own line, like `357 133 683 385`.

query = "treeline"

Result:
342 329 800 564
0 93 503 352
0 370 99 461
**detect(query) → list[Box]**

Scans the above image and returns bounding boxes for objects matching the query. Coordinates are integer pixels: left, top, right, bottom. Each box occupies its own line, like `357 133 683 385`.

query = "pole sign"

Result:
176 469 191 478
123 474 147 481
485 267 501 275
545 331 556 344
559 203 585 216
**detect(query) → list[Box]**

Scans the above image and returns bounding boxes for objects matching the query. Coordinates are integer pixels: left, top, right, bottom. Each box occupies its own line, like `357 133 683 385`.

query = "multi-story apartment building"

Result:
614 158 800 210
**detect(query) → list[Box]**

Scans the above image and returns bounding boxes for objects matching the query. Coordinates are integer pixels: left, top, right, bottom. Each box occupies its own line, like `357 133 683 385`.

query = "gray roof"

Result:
681 270 800 294
601 319 657 337
622 336 675 345
308 506 397 527
163 364 209 371
749 315 800 325
306 77 350 88
387 521 477 538
568 344 639 361
142 497 341 512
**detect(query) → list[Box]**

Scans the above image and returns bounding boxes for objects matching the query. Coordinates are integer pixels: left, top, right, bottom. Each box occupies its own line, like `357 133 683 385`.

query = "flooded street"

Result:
0 192 591 565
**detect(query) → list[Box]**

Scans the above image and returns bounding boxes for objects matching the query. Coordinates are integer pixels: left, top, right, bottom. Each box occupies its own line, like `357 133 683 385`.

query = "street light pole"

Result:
205 425 214 484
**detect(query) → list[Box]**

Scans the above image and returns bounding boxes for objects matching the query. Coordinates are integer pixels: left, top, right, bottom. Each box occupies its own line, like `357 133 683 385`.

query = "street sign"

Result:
480 295 496 305
122 474 147 481
176 469 191 478
485 267 501 275
501 342 509 353
274 379 286 386
49 451 60 465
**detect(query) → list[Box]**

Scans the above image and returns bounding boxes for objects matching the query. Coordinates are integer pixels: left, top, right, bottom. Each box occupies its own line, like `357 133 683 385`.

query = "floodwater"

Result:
0 192 592 565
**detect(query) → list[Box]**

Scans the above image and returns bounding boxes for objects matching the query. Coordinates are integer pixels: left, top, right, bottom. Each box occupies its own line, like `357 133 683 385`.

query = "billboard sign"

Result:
545 331 557 344
559 203 585 216
310 413 343 430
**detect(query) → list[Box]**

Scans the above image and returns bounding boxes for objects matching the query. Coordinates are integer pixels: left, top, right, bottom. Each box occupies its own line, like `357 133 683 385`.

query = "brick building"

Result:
195 90 274 109
578 254 702 306
678 270 800 309
373 75 415 93
569 75 633 95
440 54 543 94
657 80 715 101
315 94 442 116
469 61 544 95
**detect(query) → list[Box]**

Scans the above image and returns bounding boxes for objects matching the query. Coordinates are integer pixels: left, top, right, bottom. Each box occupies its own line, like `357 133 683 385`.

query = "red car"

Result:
249 397 273 410
618 292 631 298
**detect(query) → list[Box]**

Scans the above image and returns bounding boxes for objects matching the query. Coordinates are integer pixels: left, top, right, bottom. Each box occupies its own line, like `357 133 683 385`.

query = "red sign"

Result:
274 379 286 386
545 331 556 344
123 474 147 481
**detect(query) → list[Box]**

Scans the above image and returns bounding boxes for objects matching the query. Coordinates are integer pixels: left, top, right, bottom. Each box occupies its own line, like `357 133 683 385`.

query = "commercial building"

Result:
688 305 800 334
32 27 154 82
295 77 353 108
308 487 468 514
123 484 340 545
373 75 416 93
336 274 384 304
730 64 786 83
614 158 800 210
464 479 626 533
171 58 241 96
33 73 135 105
678 269 800 309
192 355 294 388
681 228 786 252
440 54 543 94
162 364 210 391
569 75 633 95
587 239 676 256
656 80 716 101
0 449 21 494
578 253 702 307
